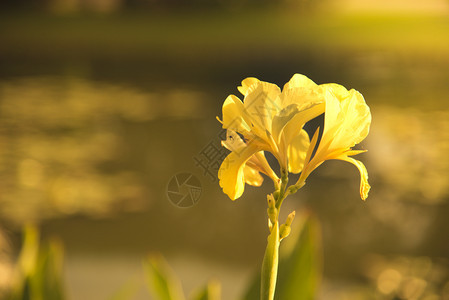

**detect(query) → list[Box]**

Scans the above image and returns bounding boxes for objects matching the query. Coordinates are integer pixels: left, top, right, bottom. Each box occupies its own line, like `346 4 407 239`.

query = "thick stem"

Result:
260 221 280 300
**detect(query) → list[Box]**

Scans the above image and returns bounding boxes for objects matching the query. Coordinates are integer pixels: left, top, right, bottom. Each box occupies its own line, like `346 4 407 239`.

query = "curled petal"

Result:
336 155 370 200
218 143 261 200
238 77 260 96
221 95 250 133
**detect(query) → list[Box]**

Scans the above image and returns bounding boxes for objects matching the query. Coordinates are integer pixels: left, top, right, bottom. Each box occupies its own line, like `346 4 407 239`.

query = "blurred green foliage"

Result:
6 213 321 300
144 254 223 300
144 254 187 300
8 225 65 300
143 213 323 300
5 214 448 300
189 280 221 300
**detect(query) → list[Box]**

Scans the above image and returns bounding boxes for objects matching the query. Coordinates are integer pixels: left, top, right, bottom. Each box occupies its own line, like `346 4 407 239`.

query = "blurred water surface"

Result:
1 4 449 299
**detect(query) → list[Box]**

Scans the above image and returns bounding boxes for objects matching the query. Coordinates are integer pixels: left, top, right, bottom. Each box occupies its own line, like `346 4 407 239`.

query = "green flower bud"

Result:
279 211 296 241
285 210 296 226
279 224 291 240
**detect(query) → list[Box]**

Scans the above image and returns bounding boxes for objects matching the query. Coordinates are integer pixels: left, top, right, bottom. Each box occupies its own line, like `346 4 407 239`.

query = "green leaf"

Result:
189 279 221 300
144 254 186 300
276 212 322 300
241 212 322 300
33 240 66 300
9 225 66 300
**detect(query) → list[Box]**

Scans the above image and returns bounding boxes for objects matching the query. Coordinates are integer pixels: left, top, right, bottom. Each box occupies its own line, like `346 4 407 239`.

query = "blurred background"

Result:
1 0 449 299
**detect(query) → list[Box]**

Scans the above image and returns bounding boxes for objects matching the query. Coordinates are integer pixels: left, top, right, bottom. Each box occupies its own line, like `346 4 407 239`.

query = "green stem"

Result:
260 221 280 300
261 168 303 300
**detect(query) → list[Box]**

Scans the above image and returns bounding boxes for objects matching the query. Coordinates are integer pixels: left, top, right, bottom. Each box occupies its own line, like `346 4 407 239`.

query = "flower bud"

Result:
285 210 296 226
279 211 296 241
279 224 291 241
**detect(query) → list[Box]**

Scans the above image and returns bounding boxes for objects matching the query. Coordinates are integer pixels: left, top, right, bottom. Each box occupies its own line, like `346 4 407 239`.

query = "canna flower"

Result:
217 74 372 300
217 74 371 201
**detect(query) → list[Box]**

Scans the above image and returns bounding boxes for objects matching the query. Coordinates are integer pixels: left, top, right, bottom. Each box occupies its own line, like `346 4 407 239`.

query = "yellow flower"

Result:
218 74 325 200
298 85 372 200
218 74 371 201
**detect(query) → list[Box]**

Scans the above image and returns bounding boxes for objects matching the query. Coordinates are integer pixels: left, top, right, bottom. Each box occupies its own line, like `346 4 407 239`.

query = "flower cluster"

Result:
218 74 371 201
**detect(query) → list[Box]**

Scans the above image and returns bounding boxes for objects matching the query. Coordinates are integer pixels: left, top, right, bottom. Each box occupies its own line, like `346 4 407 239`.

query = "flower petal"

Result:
321 88 343 141
277 74 325 146
283 73 318 91
281 102 324 147
222 129 246 152
242 81 281 137
218 142 261 200
335 155 370 200
222 131 275 187
280 81 323 109
238 77 260 96
298 127 323 183
323 89 371 150
243 165 264 186
249 151 279 182
321 83 350 100
287 129 310 174
344 90 371 145
222 94 250 133
303 127 320 170
271 103 301 143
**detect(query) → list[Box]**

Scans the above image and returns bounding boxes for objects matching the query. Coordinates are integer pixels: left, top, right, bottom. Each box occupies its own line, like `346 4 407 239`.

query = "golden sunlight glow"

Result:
0 77 205 223
368 107 449 203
